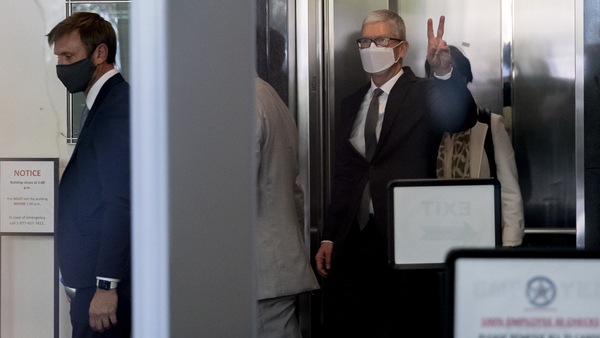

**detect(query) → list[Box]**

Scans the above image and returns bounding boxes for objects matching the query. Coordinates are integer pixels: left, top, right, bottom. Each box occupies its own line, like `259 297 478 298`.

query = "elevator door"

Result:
389 0 583 246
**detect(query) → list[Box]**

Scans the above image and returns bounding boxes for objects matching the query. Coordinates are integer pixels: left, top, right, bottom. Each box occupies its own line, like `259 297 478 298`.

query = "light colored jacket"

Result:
255 76 320 300
438 112 525 246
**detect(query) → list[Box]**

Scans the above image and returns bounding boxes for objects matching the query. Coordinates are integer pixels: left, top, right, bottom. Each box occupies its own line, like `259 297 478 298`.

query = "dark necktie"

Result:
357 88 383 229
364 88 383 161
81 105 90 130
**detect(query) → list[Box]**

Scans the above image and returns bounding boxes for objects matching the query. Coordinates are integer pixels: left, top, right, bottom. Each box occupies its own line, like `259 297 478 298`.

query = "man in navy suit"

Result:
47 12 131 338
315 10 477 337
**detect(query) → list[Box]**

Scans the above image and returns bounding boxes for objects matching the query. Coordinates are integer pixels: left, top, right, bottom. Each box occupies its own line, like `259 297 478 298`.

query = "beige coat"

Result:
255 76 320 300
438 113 525 246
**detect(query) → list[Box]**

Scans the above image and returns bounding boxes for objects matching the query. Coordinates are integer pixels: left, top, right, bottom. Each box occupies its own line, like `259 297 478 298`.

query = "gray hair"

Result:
362 9 406 41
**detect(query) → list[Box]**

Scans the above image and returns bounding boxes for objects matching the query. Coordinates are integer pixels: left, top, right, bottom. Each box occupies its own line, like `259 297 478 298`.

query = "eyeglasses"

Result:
356 37 403 49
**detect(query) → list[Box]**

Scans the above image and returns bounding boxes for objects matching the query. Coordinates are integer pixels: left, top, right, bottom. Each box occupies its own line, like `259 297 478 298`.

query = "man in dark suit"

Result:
315 9 477 337
47 12 131 338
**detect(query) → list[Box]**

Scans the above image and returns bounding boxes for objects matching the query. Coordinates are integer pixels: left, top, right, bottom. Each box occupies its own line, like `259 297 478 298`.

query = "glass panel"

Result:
512 0 576 233
584 0 600 248
255 0 289 105
67 2 131 144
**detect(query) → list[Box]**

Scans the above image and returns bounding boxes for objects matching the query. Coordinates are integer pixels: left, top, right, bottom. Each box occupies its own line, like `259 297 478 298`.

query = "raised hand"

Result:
426 15 452 76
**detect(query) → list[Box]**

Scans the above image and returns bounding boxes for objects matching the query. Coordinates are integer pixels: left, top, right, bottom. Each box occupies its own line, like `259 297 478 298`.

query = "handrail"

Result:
524 228 577 235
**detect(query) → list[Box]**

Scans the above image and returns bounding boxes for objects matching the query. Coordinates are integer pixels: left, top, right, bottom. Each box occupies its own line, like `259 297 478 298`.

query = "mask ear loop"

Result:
392 41 404 64
88 43 105 66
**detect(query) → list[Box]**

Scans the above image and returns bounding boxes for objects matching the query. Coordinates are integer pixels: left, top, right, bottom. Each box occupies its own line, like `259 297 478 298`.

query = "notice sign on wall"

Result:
1 159 58 233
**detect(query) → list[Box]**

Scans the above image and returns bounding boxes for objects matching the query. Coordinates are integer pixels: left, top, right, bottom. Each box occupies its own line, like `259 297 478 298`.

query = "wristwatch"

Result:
96 279 118 290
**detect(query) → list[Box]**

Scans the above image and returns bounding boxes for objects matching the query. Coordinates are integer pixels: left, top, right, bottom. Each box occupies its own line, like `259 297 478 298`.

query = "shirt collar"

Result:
86 69 119 109
370 68 404 95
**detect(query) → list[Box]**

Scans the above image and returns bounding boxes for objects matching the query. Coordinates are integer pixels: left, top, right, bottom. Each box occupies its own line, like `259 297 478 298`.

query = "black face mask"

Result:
56 58 96 93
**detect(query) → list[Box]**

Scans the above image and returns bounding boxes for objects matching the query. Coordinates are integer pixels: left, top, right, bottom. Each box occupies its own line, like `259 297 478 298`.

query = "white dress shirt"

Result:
349 69 404 156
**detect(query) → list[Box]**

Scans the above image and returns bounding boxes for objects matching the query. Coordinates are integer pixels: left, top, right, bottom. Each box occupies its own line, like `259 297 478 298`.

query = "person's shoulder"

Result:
255 76 279 99
255 75 268 89
396 67 430 92
401 66 419 81
337 84 367 113
354 82 371 94
343 83 370 101
101 73 129 99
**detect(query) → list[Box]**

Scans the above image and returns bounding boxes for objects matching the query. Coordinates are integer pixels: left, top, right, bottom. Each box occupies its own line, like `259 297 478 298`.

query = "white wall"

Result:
0 0 72 337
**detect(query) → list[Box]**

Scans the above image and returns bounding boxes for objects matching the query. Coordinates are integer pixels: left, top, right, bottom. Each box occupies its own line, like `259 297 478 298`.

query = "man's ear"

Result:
91 43 109 65
398 40 410 58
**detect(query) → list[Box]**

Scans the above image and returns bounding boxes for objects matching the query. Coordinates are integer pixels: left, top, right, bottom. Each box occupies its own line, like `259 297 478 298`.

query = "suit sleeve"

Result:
92 83 131 280
428 73 478 132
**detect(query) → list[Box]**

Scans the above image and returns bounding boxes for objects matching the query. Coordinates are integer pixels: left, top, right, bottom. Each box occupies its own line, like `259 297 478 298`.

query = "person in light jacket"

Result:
255 75 320 338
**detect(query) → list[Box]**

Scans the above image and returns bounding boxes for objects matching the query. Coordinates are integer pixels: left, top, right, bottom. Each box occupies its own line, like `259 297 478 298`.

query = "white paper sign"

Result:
1 160 56 233
391 180 498 267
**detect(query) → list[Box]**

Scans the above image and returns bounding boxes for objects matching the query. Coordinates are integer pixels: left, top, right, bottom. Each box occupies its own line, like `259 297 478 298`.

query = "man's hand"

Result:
315 242 334 278
426 15 452 76
89 289 118 332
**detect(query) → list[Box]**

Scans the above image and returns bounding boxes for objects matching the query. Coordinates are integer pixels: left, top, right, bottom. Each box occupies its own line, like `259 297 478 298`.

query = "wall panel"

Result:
0 0 69 337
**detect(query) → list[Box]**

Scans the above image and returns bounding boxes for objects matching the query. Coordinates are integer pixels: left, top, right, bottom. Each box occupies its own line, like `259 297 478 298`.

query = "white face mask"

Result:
359 42 402 74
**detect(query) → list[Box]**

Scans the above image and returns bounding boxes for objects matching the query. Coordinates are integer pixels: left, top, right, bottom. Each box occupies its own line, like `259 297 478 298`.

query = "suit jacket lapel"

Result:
72 73 125 159
377 67 416 149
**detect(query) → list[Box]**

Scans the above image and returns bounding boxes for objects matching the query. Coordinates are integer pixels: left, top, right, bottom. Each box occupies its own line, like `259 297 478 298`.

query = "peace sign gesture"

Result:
426 16 452 76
